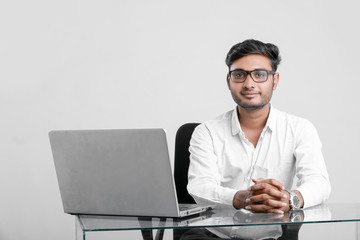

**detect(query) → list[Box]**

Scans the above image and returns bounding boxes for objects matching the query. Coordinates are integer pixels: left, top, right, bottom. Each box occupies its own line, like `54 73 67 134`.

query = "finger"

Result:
257 178 284 190
246 204 288 214
248 193 276 204
252 178 264 183
250 179 284 191
264 199 288 209
249 182 279 192
247 195 288 209
251 188 287 199
245 204 272 213
252 191 285 200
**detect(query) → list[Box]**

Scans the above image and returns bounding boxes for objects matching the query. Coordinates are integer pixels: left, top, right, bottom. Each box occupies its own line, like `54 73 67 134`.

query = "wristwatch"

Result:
288 191 301 210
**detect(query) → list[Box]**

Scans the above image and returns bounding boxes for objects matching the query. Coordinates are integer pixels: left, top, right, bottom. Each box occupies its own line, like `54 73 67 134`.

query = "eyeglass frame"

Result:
228 68 276 83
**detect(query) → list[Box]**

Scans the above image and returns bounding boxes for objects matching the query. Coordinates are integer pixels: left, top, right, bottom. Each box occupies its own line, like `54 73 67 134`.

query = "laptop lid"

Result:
49 129 182 217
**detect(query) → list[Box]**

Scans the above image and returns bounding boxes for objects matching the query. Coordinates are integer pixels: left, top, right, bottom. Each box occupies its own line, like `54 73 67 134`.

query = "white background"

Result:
1 0 360 239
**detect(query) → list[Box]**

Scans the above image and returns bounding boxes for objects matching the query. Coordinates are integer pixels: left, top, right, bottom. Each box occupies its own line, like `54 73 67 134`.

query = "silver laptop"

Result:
49 128 214 218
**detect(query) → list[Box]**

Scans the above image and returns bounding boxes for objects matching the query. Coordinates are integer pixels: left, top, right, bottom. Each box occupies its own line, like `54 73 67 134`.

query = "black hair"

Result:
225 39 281 71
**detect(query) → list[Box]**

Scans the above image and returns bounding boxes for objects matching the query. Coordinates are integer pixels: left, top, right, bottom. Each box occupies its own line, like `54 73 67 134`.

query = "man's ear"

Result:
273 73 279 90
227 74 231 89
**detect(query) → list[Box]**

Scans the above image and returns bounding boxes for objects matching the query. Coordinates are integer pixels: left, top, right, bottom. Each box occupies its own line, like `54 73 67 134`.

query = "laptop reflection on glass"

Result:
49 128 214 218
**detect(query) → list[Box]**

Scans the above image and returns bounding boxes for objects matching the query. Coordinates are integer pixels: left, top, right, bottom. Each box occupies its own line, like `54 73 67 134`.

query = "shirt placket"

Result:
245 131 266 188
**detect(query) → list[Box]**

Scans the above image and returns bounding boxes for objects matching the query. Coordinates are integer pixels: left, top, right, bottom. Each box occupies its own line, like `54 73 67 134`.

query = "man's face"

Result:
226 54 279 110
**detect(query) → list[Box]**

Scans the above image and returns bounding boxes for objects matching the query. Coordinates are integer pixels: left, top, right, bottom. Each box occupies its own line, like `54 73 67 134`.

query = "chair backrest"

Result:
174 123 200 204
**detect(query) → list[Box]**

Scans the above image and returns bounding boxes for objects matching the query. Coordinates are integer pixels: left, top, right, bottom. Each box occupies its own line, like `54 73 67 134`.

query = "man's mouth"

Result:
241 91 259 98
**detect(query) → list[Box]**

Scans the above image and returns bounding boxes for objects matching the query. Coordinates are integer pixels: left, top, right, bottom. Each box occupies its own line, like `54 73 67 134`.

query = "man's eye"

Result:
233 72 245 78
235 73 244 78
253 71 267 78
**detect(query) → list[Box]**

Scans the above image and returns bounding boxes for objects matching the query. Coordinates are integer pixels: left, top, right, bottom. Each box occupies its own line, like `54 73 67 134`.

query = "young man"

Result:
187 39 331 214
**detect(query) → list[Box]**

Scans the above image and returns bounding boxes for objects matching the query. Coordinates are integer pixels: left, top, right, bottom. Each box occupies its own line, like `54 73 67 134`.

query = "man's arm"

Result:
293 120 330 208
187 124 238 206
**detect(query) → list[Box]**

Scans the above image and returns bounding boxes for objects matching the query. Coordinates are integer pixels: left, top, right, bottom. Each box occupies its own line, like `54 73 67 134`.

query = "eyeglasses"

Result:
229 69 275 83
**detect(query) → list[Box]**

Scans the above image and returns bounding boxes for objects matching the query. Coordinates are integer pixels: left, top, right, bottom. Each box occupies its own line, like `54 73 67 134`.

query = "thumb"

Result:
252 178 264 183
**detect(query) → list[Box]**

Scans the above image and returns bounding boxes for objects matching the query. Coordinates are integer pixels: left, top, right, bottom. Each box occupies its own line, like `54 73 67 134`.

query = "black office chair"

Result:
173 123 200 240
174 123 200 204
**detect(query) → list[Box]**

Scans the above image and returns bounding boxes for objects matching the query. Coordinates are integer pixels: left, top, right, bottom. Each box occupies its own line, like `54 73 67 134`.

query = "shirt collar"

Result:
231 108 242 136
265 105 276 131
231 105 277 136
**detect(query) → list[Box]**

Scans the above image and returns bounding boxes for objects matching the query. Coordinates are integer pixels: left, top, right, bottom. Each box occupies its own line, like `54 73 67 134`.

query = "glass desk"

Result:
75 203 360 239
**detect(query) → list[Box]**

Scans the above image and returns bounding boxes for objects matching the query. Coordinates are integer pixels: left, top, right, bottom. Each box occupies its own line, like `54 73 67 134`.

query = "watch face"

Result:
292 193 301 209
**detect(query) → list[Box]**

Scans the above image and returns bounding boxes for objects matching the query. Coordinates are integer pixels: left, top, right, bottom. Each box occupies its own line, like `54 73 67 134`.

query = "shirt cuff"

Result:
296 186 316 209
220 188 239 206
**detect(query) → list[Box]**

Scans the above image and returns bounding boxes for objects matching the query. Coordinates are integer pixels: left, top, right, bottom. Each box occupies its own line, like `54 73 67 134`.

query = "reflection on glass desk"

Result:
75 203 360 240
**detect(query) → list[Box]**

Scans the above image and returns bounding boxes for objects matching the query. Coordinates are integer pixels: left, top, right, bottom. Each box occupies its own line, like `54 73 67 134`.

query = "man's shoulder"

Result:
272 107 315 131
209 109 233 121
194 109 234 135
203 109 234 127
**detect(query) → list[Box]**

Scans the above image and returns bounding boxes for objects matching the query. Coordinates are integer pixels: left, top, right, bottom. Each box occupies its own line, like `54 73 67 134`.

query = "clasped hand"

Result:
234 178 290 214
246 178 290 214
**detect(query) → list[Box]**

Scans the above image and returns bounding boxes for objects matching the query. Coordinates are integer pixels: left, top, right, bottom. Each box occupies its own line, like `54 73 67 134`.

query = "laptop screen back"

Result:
49 129 180 217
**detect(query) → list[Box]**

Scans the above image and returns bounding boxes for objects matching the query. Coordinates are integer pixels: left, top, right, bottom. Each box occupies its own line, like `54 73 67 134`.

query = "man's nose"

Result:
242 74 255 89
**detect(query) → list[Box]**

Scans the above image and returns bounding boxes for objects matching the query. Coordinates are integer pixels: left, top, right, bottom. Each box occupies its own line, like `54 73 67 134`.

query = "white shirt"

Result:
187 106 331 209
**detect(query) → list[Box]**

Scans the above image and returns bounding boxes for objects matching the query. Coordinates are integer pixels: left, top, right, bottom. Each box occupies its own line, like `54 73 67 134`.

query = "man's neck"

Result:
237 104 270 130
